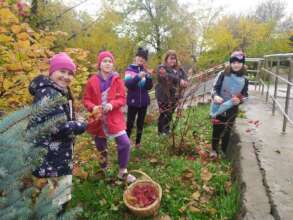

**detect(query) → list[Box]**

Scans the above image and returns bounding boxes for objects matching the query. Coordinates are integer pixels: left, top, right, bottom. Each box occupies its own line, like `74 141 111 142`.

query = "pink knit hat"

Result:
49 52 76 75
97 51 115 69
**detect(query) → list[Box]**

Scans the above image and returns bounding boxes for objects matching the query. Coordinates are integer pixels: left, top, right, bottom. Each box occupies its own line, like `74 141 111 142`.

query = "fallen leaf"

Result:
200 193 211 204
110 204 119 211
34 178 48 189
201 168 212 182
206 207 217 215
182 169 194 182
203 184 215 195
187 155 196 161
150 158 158 164
191 191 200 201
275 150 281 154
179 207 186 213
195 146 209 162
100 198 107 206
189 206 201 213
72 166 88 180
134 156 141 163
224 180 232 193
179 201 196 213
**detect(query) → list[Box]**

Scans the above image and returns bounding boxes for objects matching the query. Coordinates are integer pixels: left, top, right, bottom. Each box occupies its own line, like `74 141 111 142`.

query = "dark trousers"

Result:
126 106 147 144
212 106 238 153
157 102 176 134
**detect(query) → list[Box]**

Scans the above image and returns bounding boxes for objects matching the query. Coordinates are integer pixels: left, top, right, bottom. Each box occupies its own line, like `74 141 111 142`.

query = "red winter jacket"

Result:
83 73 126 137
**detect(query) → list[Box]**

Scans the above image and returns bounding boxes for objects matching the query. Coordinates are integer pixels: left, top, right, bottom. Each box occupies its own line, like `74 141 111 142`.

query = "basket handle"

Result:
129 170 154 182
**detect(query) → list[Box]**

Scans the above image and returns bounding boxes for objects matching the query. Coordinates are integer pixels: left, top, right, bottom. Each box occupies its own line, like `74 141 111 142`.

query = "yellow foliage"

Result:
0 3 93 113
17 32 30 41
0 7 19 24
5 63 23 72
0 34 12 43
11 24 21 34
0 26 8 33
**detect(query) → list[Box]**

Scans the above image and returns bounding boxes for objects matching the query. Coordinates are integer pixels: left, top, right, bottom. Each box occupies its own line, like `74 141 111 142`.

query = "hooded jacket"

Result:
27 75 86 177
83 73 127 136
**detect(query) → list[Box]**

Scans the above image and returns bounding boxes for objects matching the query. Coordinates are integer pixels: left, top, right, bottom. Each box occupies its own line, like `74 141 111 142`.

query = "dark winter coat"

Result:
155 65 187 104
27 75 86 177
124 64 153 107
211 70 249 118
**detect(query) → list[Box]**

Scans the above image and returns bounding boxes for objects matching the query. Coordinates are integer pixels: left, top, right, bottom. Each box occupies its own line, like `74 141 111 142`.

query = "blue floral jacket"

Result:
27 75 86 177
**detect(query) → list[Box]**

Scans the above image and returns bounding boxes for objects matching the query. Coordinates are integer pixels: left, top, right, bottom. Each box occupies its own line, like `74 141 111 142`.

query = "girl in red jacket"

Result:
83 51 136 183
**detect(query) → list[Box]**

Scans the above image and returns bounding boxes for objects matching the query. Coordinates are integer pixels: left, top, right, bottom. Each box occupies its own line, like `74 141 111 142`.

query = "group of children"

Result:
27 48 248 210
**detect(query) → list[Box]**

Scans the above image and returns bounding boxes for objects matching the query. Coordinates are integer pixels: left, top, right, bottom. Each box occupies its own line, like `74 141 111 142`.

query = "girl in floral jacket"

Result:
27 52 86 207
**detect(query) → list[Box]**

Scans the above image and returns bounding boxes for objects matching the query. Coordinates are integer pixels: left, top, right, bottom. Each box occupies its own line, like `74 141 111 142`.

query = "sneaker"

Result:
118 172 137 184
135 143 141 149
209 150 218 160
159 132 169 137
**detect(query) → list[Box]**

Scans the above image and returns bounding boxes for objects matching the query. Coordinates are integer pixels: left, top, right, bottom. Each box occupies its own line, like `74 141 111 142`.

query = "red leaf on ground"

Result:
187 155 196 161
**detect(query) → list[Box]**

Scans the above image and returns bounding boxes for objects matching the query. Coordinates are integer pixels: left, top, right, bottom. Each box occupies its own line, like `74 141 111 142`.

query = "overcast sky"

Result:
70 0 293 17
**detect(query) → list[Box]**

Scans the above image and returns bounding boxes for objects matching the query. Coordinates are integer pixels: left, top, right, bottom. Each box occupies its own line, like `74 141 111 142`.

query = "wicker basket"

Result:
123 170 162 217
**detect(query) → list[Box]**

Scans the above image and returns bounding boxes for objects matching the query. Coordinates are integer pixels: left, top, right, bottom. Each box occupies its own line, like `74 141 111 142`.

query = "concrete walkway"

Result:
231 90 293 220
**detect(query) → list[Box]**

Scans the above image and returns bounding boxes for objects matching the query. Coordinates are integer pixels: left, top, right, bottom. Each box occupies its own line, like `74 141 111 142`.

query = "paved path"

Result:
232 90 293 220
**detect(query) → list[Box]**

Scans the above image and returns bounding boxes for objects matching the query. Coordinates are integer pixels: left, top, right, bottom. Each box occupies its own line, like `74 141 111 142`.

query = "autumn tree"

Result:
254 0 286 24
196 0 293 69
67 6 137 73
109 0 197 64
0 1 90 113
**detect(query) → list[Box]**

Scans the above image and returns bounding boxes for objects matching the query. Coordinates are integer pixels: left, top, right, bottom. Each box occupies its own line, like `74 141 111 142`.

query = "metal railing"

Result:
250 53 293 133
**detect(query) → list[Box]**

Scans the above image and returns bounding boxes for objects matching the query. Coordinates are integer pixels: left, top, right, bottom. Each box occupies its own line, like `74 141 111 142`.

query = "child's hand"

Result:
103 103 113 113
159 67 166 77
214 95 224 104
232 96 241 105
76 113 86 122
138 71 147 78
180 79 188 88
91 105 102 119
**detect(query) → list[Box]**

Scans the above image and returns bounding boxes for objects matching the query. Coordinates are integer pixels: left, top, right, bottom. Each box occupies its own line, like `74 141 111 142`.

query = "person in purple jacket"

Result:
124 47 153 148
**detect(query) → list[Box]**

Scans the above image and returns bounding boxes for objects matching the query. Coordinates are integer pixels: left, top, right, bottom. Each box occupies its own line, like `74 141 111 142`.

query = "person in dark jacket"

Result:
210 51 249 159
27 53 86 206
124 47 153 148
155 50 188 135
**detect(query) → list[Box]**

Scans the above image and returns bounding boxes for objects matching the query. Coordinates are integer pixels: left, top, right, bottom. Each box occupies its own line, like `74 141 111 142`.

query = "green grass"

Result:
71 105 240 220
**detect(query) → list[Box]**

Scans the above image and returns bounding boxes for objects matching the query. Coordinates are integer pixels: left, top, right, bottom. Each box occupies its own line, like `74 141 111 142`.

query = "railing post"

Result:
262 58 267 95
259 60 263 92
255 60 260 90
282 58 293 133
272 58 280 115
266 58 272 102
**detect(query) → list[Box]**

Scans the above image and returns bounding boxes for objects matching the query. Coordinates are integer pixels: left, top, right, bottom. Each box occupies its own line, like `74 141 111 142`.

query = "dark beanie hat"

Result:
229 51 245 64
136 47 148 61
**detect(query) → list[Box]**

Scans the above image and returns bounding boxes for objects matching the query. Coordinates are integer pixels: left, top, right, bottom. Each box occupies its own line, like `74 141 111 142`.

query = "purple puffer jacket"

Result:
124 64 153 107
